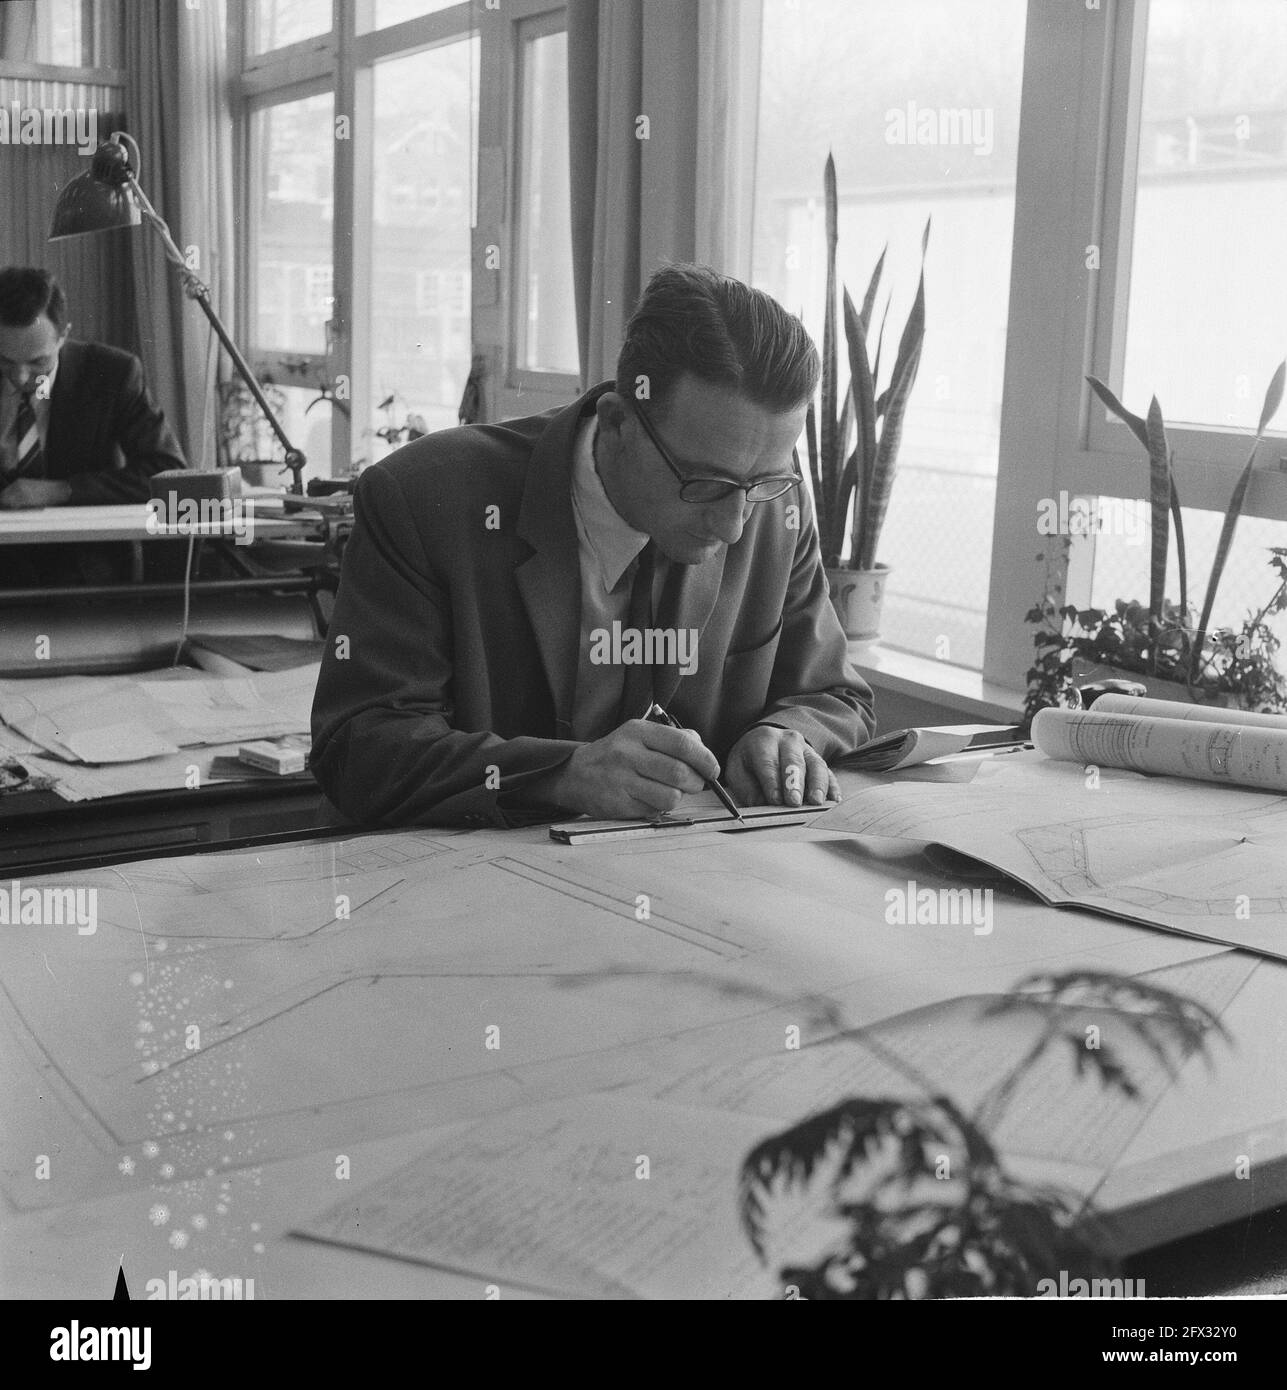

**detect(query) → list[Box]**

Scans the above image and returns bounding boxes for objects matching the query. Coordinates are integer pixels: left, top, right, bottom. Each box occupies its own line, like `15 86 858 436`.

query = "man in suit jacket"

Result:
0 266 187 585
312 265 875 827
0 266 186 509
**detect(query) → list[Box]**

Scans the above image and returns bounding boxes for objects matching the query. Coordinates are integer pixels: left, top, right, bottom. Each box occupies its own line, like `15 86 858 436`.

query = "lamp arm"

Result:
118 135 307 494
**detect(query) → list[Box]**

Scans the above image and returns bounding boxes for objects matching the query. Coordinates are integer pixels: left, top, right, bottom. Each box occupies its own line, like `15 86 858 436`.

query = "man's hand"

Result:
724 725 839 807
534 720 721 819
0 477 72 509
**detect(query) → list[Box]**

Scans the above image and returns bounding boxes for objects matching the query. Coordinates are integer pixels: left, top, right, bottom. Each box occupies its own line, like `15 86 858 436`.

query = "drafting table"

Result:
0 503 336 665
0 776 331 876
0 665 329 870
0 503 309 546
2 766 1286 1301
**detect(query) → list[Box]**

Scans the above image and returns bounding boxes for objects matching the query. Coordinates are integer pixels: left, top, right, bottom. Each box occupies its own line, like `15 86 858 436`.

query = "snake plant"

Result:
807 152 929 572
1086 361 1285 682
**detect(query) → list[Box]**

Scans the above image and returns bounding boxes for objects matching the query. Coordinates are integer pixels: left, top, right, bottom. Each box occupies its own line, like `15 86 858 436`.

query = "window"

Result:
251 0 331 55
226 0 1285 699
249 92 335 356
234 2 572 477
742 0 1286 693
359 0 462 36
0 0 122 69
968 0 1287 696
1118 0 1287 430
1090 509 1287 639
368 37 480 445
305 264 334 317
751 0 1027 671
1060 0 1287 687
512 18 578 379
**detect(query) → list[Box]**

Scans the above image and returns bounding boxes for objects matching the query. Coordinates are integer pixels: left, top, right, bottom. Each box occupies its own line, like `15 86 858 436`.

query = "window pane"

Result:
251 0 331 54
229 381 334 488
0 0 89 64
1120 0 1287 429
515 27 577 376
1089 508 1287 658
359 0 460 34
752 0 1026 671
367 37 479 450
251 93 335 354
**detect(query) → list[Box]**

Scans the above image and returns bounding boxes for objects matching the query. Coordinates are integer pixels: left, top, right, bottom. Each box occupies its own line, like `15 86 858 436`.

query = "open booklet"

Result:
1032 694 1287 793
835 723 1027 773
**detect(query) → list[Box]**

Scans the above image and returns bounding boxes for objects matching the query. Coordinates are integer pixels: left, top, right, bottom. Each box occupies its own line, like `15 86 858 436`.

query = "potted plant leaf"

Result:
1024 361 1286 722
807 152 929 640
739 969 1226 1299
218 377 291 487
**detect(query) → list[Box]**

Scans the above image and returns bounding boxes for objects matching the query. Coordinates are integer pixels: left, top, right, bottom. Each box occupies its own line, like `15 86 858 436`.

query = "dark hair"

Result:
0 267 67 332
616 264 819 417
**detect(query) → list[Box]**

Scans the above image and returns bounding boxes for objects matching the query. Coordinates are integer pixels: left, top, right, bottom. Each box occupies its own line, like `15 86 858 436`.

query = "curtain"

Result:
0 4 36 60
123 0 189 457
123 0 234 468
176 0 235 471
695 0 763 281
0 80 136 351
567 0 644 390
568 1 731 389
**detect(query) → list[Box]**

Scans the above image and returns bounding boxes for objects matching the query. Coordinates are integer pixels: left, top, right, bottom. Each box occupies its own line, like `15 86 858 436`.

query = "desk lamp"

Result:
49 131 307 494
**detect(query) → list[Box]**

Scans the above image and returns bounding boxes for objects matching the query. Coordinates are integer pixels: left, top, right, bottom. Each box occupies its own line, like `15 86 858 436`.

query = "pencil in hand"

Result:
642 702 743 821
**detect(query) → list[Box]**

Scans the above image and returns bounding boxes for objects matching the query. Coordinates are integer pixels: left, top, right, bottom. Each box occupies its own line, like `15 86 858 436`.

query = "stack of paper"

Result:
0 664 319 766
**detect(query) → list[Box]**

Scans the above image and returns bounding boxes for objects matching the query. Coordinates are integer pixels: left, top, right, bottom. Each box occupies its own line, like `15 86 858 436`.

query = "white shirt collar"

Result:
570 415 649 593
2 355 60 408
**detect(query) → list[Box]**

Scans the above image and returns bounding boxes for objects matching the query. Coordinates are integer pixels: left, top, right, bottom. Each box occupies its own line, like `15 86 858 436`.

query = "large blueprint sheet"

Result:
0 819 1217 1213
819 756 1287 959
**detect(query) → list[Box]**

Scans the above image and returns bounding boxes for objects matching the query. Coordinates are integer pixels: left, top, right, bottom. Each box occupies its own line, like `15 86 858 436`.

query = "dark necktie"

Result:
615 543 688 723
616 542 656 724
10 393 44 479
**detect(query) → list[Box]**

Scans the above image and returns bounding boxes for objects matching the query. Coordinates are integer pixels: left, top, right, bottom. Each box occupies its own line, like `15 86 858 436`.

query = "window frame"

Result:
230 0 483 475
986 0 1287 692
1080 0 1287 495
0 0 124 81
472 0 578 424
237 74 336 398
225 0 1287 701
723 0 1286 696
507 6 580 397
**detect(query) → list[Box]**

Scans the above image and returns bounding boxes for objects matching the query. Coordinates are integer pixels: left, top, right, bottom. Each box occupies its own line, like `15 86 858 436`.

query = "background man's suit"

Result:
0 340 186 586
311 384 875 827
42 339 186 503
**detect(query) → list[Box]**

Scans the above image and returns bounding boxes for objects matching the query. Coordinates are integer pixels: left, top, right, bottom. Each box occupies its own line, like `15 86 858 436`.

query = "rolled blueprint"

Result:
1032 703 1287 792
1092 693 1287 730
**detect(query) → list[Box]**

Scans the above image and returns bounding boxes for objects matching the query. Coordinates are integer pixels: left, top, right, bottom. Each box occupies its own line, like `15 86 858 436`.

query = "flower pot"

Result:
1071 659 1238 709
827 564 890 641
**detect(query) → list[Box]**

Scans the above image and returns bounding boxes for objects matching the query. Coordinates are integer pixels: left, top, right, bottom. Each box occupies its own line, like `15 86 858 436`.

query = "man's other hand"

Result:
0 478 72 509
541 720 721 819
724 725 839 807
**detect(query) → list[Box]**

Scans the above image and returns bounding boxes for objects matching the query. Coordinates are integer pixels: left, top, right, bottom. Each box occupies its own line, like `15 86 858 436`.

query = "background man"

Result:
312 264 874 826
0 266 187 584
0 266 186 509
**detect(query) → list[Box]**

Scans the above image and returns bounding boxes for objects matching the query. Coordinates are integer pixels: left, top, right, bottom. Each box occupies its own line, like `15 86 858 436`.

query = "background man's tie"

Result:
10 393 45 478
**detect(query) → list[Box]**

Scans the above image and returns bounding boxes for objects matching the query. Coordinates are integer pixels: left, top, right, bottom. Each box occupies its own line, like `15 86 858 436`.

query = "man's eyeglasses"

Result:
632 399 801 505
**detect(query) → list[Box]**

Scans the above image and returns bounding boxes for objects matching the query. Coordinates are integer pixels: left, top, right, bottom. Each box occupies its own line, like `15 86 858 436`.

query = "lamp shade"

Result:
48 138 141 240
